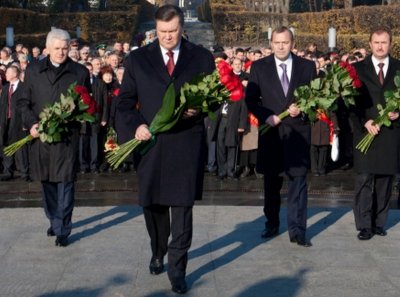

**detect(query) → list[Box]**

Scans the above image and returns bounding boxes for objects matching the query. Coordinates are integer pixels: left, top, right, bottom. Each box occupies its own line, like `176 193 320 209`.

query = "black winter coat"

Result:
18 57 91 182
0 82 27 147
352 55 400 174
115 39 215 207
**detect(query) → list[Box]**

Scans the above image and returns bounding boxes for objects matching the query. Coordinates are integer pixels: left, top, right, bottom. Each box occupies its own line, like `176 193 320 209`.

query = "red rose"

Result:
219 74 231 85
74 85 87 95
224 79 236 91
81 93 92 105
217 61 232 77
87 101 97 115
229 87 244 101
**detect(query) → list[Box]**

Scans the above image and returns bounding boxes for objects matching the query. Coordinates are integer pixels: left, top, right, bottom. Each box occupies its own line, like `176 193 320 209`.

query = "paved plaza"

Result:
1 204 400 297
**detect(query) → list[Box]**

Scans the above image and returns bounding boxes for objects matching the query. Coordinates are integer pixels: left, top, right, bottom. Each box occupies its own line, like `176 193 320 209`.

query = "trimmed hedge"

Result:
210 4 400 57
0 6 141 48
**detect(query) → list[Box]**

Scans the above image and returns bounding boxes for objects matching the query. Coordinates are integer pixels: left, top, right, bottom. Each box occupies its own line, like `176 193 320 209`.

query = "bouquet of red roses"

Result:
4 82 97 156
259 61 362 134
106 59 244 169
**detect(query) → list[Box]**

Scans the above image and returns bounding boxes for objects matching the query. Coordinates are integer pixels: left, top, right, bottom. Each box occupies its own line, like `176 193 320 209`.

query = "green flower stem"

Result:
258 110 290 135
3 135 34 157
355 133 375 154
106 138 142 169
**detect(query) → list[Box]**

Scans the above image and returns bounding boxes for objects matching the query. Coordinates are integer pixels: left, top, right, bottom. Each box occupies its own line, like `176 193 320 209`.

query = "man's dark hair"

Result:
8 65 21 76
272 26 294 42
155 4 184 27
235 48 245 55
369 27 392 43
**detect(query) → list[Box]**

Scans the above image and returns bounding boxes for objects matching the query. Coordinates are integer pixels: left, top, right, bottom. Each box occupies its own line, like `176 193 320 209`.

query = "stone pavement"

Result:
1 205 400 297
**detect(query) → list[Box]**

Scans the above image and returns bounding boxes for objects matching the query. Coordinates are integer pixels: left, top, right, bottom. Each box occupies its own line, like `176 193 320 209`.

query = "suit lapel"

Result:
173 39 194 79
384 56 397 87
363 56 382 87
145 40 172 84
265 56 286 98
288 55 302 100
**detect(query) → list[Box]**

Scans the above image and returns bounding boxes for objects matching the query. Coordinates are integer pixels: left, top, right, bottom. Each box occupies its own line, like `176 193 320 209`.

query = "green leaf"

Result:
394 73 400 88
150 82 178 131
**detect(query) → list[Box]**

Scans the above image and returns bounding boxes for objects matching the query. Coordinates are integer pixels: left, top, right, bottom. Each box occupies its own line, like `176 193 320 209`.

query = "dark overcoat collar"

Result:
144 38 195 83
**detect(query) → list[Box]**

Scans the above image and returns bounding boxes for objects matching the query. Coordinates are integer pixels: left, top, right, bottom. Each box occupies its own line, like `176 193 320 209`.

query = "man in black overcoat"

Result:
115 5 215 294
246 27 316 247
0 65 30 181
18 28 91 247
208 97 247 180
351 27 400 240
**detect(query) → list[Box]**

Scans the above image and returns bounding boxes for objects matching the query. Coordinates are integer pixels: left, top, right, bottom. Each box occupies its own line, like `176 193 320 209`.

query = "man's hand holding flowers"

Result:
30 123 40 138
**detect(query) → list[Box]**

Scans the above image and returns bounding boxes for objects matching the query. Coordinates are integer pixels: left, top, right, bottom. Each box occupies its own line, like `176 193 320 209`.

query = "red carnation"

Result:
113 88 120 97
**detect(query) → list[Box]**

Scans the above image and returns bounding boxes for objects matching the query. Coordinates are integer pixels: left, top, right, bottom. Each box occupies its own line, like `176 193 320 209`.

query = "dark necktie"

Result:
280 63 289 96
378 62 384 85
7 84 13 119
166 50 175 76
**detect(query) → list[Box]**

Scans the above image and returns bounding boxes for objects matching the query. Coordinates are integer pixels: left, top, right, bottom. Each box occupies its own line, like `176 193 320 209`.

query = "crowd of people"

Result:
0 6 400 293
0 32 370 182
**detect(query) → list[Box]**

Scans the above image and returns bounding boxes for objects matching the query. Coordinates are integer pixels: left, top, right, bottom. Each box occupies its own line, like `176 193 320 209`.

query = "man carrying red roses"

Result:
115 5 215 294
246 27 316 247
18 28 91 247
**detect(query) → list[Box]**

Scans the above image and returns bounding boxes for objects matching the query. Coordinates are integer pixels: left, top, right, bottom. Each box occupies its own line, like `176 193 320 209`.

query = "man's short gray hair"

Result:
46 28 71 48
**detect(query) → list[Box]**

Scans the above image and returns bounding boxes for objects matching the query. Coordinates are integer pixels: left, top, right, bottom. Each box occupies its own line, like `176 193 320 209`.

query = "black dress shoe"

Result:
22 176 32 182
290 236 312 247
171 277 188 294
80 169 89 174
261 227 279 238
357 228 373 240
47 228 55 237
373 227 387 236
55 236 68 247
91 169 99 174
149 258 164 275
240 167 251 178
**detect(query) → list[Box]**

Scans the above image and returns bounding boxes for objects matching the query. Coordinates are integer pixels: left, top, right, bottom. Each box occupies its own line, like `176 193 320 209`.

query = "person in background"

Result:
0 65 30 182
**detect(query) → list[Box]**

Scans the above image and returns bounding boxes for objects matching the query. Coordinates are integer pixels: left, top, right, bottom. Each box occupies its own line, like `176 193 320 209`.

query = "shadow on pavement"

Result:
69 205 143 244
234 268 309 297
33 274 130 297
187 208 350 285
307 208 350 240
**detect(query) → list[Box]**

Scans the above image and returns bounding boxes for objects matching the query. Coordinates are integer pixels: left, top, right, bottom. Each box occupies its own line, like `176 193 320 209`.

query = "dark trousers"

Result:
239 149 257 167
143 205 193 280
42 181 75 237
216 117 236 177
353 174 393 230
263 175 308 238
310 145 329 174
207 141 217 172
79 131 99 171
2 143 29 178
